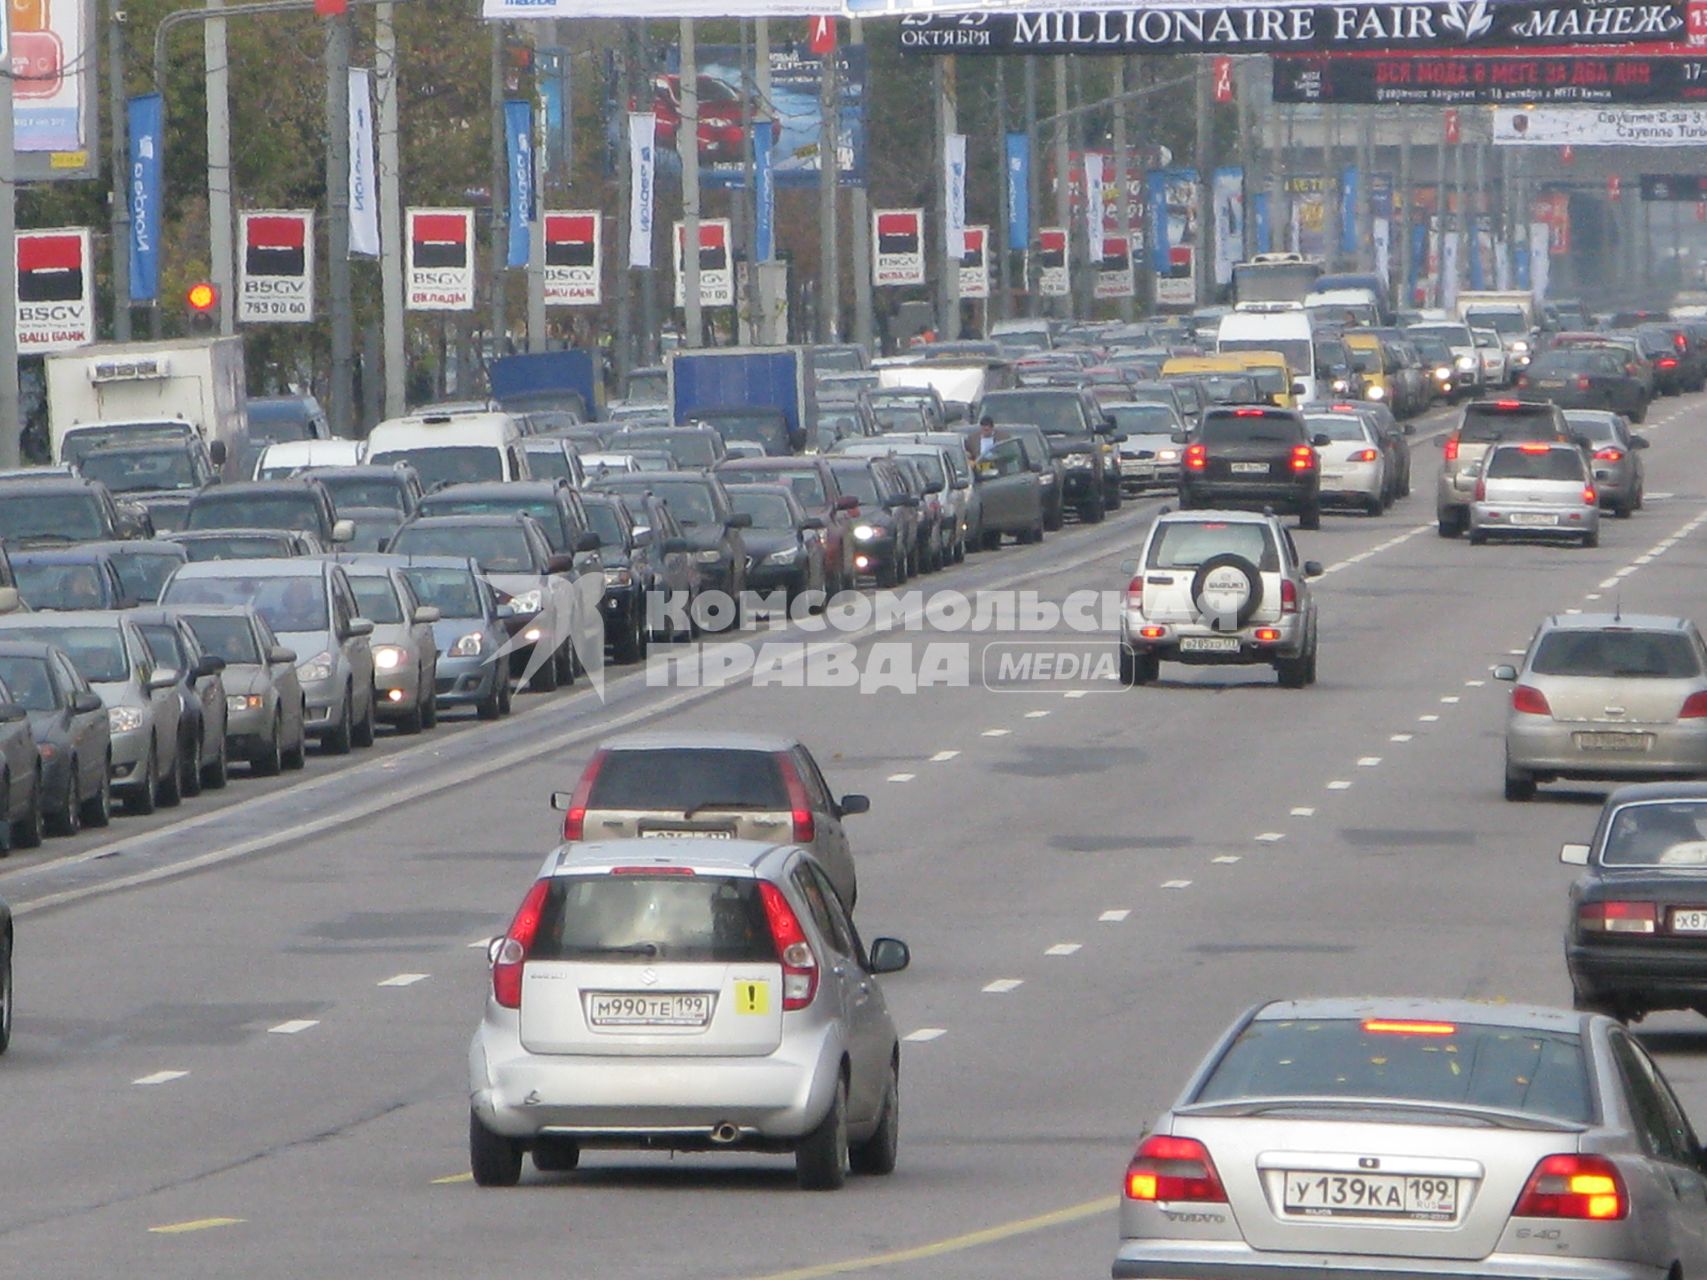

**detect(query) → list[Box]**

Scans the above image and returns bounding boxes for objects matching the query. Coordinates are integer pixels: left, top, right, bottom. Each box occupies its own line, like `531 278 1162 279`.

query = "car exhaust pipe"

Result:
709 1122 741 1145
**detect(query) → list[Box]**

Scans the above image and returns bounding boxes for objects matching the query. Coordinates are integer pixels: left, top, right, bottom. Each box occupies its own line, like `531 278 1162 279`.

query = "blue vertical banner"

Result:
1252 192 1271 254
1408 220 1428 304
1146 170 1171 272
1339 165 1358 258
505 99 534 270
1468 217 1487 290
1515 227 1533 290
1005 132 1029 252
754 120 775 262
127 94 163 303
538 48 570 175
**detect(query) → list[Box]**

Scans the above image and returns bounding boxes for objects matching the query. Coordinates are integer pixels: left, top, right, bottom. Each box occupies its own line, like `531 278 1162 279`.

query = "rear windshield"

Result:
162 575 329 635
2 625 130 683
1531 629 1701 679
369 446 502 490
1485 448 1583 481
181 535 292 562
1566 416 1621 445
16 562 110 611
391 525 534 573
109 551 181 603
318 476 406 511
0 655 56 710
1533 352 1616 376
0 494 105 542
532 874 775 964
1305 415 1370 443
187 493 322 534
1459 405 1558 443
1194 1017 1593 1124
1602 801 1707 867
182 615 262 665
421 496 566 551
1199 413 1305 447
589 748 786 811
400 567 483 620
1147 521 1278 572
350 576 404 625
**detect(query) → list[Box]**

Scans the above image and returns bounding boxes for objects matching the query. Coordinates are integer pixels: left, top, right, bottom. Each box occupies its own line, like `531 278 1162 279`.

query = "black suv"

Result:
1179 406 1327 529
975 387 1120 522
0 476 152 546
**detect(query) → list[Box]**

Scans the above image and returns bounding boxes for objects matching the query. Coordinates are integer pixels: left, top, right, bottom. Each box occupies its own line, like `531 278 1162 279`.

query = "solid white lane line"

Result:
1099 909 1130 922
133 1070 188 1086
268 1020 319 1035
1045 943 1082 956
1327 780 1353 790
983 978 1023 993
1290 806 1315 817
1162 879 1193 889
887 773 916 783
929 750 960 763
904 1027 947 1042
378 973 429 987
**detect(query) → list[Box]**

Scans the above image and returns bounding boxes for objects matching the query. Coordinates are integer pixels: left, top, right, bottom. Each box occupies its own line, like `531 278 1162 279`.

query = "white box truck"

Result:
45 336 250 480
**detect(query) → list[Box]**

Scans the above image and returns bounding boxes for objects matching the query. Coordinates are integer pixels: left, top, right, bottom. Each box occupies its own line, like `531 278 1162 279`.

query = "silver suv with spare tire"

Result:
1118 509 1323 688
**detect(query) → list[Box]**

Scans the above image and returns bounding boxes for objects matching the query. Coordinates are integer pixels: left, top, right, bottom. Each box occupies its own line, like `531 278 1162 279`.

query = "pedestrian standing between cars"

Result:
970 415 998 460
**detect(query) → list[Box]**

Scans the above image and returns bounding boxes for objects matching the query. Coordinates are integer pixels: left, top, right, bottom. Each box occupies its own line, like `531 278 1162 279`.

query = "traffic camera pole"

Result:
1112 56 1132 323
1195 56 1214 303
816 24 838 342
1024 57 1039 318
488 24 507 357
1052 56 1068 317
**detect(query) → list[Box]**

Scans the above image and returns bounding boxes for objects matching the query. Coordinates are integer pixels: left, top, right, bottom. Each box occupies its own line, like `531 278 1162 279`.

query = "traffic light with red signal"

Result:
186 281 218 333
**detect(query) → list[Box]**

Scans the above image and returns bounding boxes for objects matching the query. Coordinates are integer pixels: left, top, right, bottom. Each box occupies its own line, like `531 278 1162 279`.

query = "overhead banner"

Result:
628 113 655 269
1036 227 1070 297
17 228 93 352
945 132 968 260
126 93 162 304
544 211 601 306
674 219 734 308
1005 132 1030 251
505 100 535 269
348 69 380 257
1494 105 1707 144
406 208 475 311
1095 235 1135 300
238 211 314 323
893 0 1686 55
1275 54 1707 104
959 225 991 299
873 209 925 286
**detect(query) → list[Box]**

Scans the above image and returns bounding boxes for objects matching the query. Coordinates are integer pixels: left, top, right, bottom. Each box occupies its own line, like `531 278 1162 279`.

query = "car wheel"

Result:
499 676 513 715
553 641 576 686
1504 756 1537 802
1437 511 1463 538
477 673 503 720
395 688 425 735
1468 531 1486 546
422 676 440 728
1305 644 1319 686
1044 502 1064 533
179 730 203 799
981 529 1002 551
12 770 43 849
795 1077 849 1191
1298 503 1321 531
849 1060 900 1176
284 705 309 770
468 1111 522 1188
202 731 228 790
156 738 183 808
1079 494 1106 524
0 930 12 1055
1365 495 1384 517
531 1136 581 1173
82 757 112 828
612 614 644 665
128 748 158 815
322 691 353 755
1583 529 1600 549
526 646 560 693
48 756 81 837
1276 654 1310 689
1106 484 1123 511
254 715 283 776
352 691 376 748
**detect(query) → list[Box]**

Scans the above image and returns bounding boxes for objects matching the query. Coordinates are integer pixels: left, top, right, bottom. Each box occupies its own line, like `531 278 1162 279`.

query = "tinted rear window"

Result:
1147 521 1278 572
1459 405 1559 443
1531 629 1701 679
531 874 774 964
1199 412 1305 447
1486 448 1584 481
1193 1017 1593 1124
588 748 786 811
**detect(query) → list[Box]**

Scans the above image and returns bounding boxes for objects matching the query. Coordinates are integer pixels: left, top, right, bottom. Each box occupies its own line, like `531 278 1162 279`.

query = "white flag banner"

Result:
1373 218 1391 289
944 132 967 261
1495 239 1513 289
1529 221 1552 302
348 69 380 257
1083 151 1104 265
629 113 656 269
1440 230 1460 312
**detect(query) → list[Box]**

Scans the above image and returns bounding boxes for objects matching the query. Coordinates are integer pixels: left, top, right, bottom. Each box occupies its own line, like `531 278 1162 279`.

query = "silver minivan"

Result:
468 838 909 1189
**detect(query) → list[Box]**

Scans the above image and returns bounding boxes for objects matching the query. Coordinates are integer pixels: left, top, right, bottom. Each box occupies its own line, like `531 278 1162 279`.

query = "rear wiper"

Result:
681 801 769 819
564 942 659 957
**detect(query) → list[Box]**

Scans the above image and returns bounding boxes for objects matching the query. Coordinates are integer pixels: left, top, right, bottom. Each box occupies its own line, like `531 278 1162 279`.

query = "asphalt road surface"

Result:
6 394 1707 1278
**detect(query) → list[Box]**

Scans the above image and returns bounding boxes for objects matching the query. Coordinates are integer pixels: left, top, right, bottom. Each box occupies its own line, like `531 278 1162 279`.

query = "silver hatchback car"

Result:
1470 440 1600 547
467 838 909 1189
1115 997 1707 1280
1497 614 1707 801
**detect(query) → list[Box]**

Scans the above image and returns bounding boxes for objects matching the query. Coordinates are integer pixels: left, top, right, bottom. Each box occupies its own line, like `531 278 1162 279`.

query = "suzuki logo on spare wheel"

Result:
1193 555 1260 633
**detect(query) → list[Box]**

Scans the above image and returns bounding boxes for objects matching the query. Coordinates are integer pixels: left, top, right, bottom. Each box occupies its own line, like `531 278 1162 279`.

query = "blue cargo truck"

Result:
668 345 817 456
487 350 606 421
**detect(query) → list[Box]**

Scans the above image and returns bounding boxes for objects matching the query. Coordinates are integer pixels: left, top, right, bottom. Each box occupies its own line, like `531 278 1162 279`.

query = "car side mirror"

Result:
1170 432 1189 445
193 654 226 680
347 617 374 638
1493 664 1519 681
1311 433 1332 448
70 690 104 714
147 668 179 691
0 703 25 724
1112 432 1129 443
1303 560 1324 578
549 790 573 811
1095 418 1116 435
0 587 18 615
867 937 910 975
836 495 860 511
923 481 943 495
1632 435 1651 450
413 605 441 624
838 793 870 817
330 518 356 544
727 512 753 529
662 537 690 554
575 531 601 553
802 516 825 531
545 553 578 575
495 603 517 620
269 645 297 665
1560 842 1591 866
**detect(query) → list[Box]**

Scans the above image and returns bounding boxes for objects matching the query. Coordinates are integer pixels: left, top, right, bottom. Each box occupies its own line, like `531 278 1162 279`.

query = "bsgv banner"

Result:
1493 105 1707 144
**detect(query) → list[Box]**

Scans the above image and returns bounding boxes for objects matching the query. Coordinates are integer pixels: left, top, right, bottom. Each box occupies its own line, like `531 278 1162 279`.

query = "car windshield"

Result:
15 562 110 610
722 467 828 506
701 414 787 452
634 481 715 525
1194 374 1260 403
318 477 405 511
392 525 534 572
350 576 405 625
109 551 181 604
1565 415 1621 445
182 615 262 665
400 567 483 620
80 449 197 493
1242 367 1288 395
582 503 626 548
524 447 573 481
61 424 190 467
180 535 294 562
1109 405 1180 436
831 467 880 505
1411 324 1472 346
342 512 399 552
368 447 503 490
730 493 796 530
421 497 566 551
247 403 318 442
1467 310 1527 335
1602 802 1707 866
138 624 188 670
1530 628 1701 679
1192 1017 1593 1125
1305 415 1371 443
980 392 1086 435
532 874 774 965
1486 448 1583 481
1348 347 1382 374
589 748 787 809
163 574 330 634
187 494 323 534
3 626 131 682
1147 521 1277 572
1411 337 1452 363
0 494 105 541
140 498 191 533
0 655 57 710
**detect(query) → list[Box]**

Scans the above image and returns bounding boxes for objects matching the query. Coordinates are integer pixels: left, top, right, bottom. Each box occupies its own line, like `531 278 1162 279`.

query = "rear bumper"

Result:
1506 717 1707 775
1121 614 1307 663
1181 481 1317 514
1470 502 1598 540
1113 1242 1663 1280
1569 941 1707 1003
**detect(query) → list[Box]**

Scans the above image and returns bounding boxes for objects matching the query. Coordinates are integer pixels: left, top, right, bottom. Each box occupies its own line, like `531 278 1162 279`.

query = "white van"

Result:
364 411 531 492
252 438 365 479
1217 304 1323 403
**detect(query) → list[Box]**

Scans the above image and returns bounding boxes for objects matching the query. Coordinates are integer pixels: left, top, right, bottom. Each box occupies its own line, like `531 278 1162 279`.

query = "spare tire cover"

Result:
1191 553 1264 631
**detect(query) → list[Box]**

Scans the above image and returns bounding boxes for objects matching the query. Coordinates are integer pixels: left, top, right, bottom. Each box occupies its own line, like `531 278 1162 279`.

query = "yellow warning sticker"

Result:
734 980 769 1015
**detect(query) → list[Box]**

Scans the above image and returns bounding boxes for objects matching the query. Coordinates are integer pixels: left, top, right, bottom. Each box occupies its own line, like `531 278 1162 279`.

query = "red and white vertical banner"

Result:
958 225 990 300
674 219 733 308
17 228 93 351
1212 55 1233 104
405 208 475 310
239 210 314 323
543 211 601 306
1036 227 1070 297
873 209 925 286
1608 175 1622 203
1444 108 1460 144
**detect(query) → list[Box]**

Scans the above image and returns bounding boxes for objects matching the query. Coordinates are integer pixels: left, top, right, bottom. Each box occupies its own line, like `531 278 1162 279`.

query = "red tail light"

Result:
1512 684 1552 716
1350 448 1378 462
1520 442 1552 454
1290 444 1316 472
1474 473 1487 502
1184 442 1207 471
1444 434 1461 461
1513 1154 1628 1220
1626 362 1640 375
1574 376 1592 392
492 878 551 1009
1280 578 1298 614
1495 399 1522 409
1125 1135 1227 1203
1577 901 1657 935
1676 332 1689 352
776 753 816 843
1593 447 1624 462
1514 374 1529 389
758 881 818 1009
1583 486 1597 506
562 748 608 840
1126 574 1143 610
1658 357 1678 369
1681 690 1707 718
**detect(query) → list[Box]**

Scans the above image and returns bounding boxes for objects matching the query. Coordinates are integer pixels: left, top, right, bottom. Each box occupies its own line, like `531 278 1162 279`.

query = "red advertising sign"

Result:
16 228 93 352
1444 108 1460 143
1212 55 1233 103
1609 174 1623 201
544 211 601 306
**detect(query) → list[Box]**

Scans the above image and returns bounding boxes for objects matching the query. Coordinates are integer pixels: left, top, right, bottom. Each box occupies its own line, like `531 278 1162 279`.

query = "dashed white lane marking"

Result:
904 1027 947 1042
1213 855 1242 865
983 978 1023 993
1255 832 1285 843
1419 714 1440 722
1327 780 1353 790
1586 594 1602 601
1290 806 1315 817
929 750 959 763
1357 756 1383 767
268 1020 319 1035
1636 555 1654 565
1045 943 1082 956
1615 566 1638 578
1507 649 1526 656
133 1070 188 1086
1465 679 1485 688
1063 690 1088 700
983 728 1014 736
467 938 489 949
1162 879 1193 889
378 973 429 987
1441 696 1461 704
887 773 916 783
1099 909 1130 922
1565 608 1582 615
1598 577 1621 590
1024 711 1050 719
1390 733 1413 743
